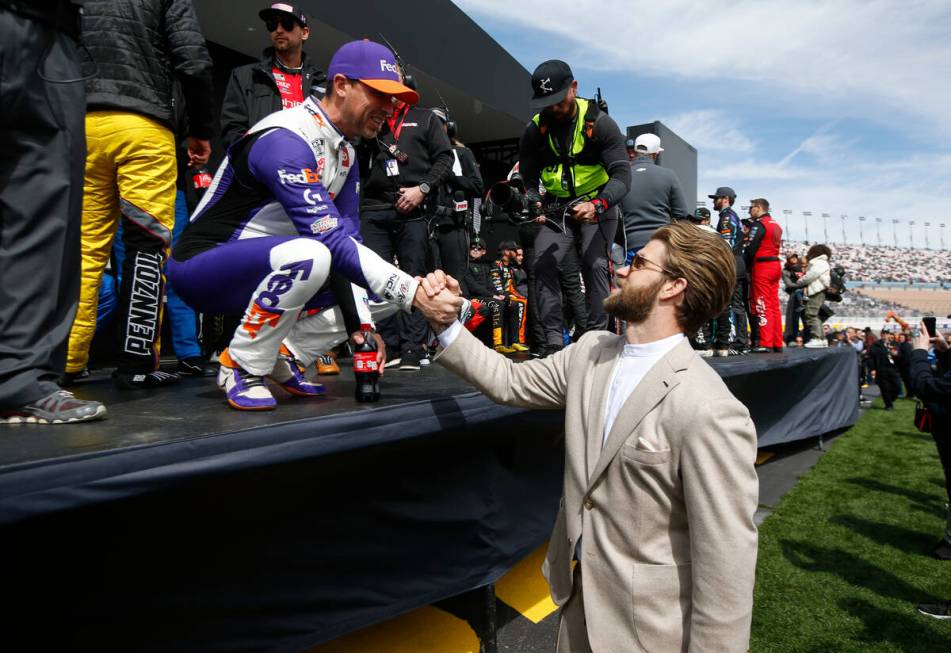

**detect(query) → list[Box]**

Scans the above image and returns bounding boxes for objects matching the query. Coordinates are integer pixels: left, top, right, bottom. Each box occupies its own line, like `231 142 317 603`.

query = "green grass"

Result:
751 398 951 652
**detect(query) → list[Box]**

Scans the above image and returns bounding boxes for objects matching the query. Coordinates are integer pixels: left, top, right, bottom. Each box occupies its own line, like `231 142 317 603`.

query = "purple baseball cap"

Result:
327 40 420 105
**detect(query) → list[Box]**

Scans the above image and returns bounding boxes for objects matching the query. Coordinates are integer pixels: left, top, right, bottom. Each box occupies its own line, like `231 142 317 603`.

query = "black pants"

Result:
360 209 430 354
432 220 469 286
931 424 951 506
0 11 84 408
877 371 901 408
741 276 757 347
784 289 803 343
518 223 545 349
533 208 616 346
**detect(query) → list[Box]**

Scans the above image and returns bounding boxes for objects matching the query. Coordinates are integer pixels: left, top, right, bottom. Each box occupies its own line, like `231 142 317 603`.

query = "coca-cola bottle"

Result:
189 165 212 201
353 326 380 403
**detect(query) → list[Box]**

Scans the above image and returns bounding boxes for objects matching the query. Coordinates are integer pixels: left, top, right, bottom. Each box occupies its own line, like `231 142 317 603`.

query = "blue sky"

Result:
453 0 951 249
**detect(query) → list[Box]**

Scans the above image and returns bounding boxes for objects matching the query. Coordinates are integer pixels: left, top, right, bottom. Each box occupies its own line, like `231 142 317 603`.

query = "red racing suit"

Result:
744 213 784 348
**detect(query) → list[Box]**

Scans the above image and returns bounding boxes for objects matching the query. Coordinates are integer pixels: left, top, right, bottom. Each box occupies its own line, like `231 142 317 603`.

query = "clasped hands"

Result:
413 270 463 331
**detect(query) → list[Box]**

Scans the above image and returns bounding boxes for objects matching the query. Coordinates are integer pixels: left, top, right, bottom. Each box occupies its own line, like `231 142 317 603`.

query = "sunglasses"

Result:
266 16 299 32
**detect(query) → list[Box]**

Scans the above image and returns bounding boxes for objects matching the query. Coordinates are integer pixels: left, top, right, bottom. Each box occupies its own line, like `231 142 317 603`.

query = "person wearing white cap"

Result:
618 133 689 259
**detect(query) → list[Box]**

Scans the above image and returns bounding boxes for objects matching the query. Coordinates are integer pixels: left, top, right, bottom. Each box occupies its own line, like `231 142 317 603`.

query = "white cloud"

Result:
665 110 756 154
454 0 951 137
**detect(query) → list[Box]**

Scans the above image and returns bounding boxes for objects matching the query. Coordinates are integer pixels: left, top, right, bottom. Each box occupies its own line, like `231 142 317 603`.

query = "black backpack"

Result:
825 266 847 302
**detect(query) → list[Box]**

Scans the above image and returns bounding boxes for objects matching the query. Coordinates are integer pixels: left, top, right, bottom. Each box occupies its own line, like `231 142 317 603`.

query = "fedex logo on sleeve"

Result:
278 168 321 185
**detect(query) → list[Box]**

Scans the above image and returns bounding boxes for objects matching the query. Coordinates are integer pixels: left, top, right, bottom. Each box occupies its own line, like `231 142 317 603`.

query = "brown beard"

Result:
603 275 666 324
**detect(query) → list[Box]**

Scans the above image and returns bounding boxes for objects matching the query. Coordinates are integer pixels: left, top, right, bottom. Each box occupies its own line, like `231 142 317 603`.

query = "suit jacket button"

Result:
584 499 594 510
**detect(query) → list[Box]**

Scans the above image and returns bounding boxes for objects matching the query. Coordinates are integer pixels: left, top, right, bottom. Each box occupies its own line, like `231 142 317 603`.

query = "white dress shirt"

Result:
602 333 684 448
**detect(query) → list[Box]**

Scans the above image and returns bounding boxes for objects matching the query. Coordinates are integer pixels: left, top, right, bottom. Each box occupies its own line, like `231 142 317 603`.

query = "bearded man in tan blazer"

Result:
417 221 759 652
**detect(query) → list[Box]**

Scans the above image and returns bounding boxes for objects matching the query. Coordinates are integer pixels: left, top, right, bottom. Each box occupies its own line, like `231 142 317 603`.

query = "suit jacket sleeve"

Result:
436 325 574 409
680 398 759 651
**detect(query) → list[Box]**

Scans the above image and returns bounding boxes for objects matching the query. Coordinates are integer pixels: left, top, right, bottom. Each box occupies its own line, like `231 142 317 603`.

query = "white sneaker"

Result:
804 339 827 348
697 349 714 358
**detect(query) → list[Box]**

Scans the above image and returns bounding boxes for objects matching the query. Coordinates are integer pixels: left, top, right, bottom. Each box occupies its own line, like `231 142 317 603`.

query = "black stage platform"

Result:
0 346 857 652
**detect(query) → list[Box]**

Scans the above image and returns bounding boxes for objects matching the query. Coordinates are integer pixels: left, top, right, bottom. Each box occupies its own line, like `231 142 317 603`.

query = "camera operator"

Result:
518 60 629 357
431 108 483 284
357 84 454 371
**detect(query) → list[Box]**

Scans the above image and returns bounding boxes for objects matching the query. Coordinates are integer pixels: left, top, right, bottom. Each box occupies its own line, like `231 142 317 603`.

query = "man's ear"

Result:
661 277 687 301
301 27 310 43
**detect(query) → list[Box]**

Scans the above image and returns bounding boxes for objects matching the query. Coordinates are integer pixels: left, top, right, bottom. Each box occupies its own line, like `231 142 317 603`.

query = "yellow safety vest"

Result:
532 98 609 198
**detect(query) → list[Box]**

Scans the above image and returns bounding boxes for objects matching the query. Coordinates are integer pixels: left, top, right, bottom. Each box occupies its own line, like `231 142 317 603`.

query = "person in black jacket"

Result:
911 324 951 617
431 108 484 285
357 94 454 371
461 238 506 351
219 3 326 149
65 0 215 390
869 331 901 410
0 0 107 424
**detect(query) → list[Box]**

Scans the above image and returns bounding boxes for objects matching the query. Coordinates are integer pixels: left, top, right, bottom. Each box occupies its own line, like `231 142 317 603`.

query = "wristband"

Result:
591 198 608 214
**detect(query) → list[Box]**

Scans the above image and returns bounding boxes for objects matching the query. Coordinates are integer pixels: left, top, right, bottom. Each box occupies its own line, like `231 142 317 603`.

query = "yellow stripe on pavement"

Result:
756 451 776 465
494 542 559 624
306 605 479 653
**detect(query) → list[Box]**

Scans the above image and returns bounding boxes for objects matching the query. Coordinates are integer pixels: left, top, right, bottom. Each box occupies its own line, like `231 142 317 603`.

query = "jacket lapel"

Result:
585 339 695 492
586 336 625 479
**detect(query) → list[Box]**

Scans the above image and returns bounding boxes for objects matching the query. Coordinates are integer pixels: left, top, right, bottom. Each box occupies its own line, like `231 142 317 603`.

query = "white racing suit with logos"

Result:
168 97 416 376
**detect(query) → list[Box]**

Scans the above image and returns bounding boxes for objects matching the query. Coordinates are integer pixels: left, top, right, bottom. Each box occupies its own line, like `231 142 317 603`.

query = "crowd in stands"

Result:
784 241 951 285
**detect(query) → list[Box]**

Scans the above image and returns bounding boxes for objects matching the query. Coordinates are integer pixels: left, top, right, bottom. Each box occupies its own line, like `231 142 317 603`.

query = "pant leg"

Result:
518 223 545 349
0 15 85 408
284 300 399 367
930 425 951 513
577 208 617 332
168 236 332 376
555 565 592 653
761 261 783 347
804 293 824 339
560 241 587 337
733 278 749 348
878 372 899 408
393 218 430 352
534 227 573 347
434 223 469 284
165 190 201 360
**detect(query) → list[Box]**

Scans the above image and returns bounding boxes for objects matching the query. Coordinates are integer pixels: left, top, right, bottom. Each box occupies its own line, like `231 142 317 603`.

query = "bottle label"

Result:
353 351 378 372
192 170 212 190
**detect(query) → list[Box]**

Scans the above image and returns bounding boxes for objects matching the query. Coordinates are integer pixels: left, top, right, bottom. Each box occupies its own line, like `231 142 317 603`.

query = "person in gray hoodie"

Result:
618 133 689 255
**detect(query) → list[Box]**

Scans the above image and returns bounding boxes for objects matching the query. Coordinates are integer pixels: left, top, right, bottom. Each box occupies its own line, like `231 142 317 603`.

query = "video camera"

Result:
487 175 530 217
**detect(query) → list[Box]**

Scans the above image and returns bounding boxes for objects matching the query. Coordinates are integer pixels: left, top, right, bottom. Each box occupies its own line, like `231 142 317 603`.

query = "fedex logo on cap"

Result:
380 59 399 74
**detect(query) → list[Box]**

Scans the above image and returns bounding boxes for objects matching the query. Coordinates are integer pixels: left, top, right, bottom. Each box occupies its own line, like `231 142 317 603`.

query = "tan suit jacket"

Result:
437 328 759 652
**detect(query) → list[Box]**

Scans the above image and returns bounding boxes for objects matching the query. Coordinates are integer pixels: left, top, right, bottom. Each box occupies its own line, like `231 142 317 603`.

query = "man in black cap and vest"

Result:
518 60 629 358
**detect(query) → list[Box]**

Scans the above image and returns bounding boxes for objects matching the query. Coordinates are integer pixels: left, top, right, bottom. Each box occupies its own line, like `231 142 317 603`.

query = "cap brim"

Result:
361 78 420 105
529 86 570 109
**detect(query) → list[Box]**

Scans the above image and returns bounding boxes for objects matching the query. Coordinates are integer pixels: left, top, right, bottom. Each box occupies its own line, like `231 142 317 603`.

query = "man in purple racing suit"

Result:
169 40 460 410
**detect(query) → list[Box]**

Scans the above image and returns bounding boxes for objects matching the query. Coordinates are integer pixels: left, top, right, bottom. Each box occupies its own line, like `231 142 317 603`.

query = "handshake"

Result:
413 270 464 332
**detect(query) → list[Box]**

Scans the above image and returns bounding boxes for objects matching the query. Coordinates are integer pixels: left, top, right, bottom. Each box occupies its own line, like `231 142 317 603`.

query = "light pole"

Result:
909 220 916 248
821 213 830 243
782 209 792 235
802 211 812 242
840 214 847 244
858 216 866 243
941 223 946 249
924 222 931 249
892 219 899 247
875 218 882 246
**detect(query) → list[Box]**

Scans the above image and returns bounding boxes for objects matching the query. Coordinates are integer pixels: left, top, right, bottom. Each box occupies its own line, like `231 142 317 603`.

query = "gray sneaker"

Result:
0 390 106 425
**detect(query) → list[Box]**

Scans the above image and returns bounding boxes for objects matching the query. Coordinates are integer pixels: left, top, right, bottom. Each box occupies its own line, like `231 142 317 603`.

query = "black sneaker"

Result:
60 368 90 386
399 349 422 371
932 538 951 561
113 370 181 390
0 389 106 425
177 357 214 377
917 600 951 620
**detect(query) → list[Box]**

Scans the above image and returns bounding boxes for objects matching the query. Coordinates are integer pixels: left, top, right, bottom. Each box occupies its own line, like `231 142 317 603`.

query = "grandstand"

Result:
783 241 951 285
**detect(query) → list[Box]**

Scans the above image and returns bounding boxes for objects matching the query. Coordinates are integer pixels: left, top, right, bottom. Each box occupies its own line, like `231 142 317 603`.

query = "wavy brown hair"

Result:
651 222 737 333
